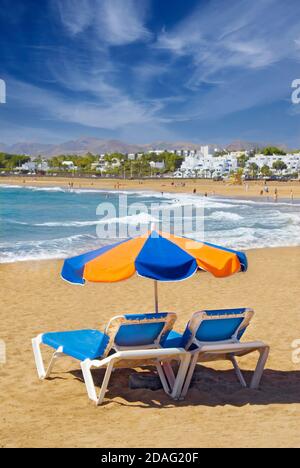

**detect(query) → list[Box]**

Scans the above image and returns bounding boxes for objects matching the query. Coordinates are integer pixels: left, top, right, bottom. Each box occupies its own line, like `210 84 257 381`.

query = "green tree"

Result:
272 160 287 172
213 150 228 157
263 146 286 156
233 168 244 184
260 165 272 177
248 162 259 178
237 153 250 168
0 153 30 170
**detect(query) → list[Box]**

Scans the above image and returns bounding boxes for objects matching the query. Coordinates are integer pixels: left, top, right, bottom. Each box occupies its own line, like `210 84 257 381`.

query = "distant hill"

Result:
225 139 289 153
0 137 213 158
0 137 291 158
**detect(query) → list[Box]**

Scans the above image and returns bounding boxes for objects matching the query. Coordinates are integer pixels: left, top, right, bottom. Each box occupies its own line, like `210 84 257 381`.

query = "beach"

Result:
1 176 300 200
1 247 300 448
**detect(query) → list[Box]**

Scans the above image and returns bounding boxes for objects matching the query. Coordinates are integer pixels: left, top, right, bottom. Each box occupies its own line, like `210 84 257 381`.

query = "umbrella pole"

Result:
154 280 159 313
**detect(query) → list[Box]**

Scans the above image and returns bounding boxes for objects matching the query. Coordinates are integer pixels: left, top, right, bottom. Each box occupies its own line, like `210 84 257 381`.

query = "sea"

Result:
1 184 300 263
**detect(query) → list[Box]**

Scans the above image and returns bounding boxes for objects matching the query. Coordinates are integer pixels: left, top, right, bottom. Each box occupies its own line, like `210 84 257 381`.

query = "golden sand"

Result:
1 175 300 200
0 247 299 448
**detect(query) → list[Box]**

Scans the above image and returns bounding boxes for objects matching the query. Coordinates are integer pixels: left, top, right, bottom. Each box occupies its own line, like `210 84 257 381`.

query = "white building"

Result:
20 162 37 172
19 161 50 172
150 161 165 170
62 161 76 169
147 149 165 156
245 153 300 174
177 150 238 178
200 145 210 158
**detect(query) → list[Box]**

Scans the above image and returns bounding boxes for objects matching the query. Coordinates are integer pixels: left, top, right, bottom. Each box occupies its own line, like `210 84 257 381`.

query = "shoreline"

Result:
1 176 300 201
1 243 300 266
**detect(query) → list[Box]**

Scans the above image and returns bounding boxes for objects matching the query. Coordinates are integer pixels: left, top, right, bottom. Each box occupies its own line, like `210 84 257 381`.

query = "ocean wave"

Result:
0 233 103 263
0 184 24 189
208 211 243 221
217 196 300 208
32 212 158 227
0 233 95 248
188 223 300 250
4 219 29 225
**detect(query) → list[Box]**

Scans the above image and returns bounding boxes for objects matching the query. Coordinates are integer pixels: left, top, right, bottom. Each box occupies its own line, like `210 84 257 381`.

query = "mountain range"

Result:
0 137 289 158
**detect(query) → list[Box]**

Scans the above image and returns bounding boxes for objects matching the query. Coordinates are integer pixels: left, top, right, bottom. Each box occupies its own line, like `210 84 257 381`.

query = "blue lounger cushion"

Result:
161 330 183 348
162 309 249 350
42 329 110 361
162 330 198 350
197 309 247 342
115 322 166 347
115 312 171 346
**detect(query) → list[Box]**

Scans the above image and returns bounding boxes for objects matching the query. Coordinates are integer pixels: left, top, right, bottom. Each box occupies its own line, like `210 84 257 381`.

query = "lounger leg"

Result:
171 354 191 400
250 346 270 389
81 359 115 405
81 360 98 403
229 355 247 388
32 336 46 379
156 362 171 394
32 336 64 380
180 353 199 398
162 361 176 389
97 360 114 406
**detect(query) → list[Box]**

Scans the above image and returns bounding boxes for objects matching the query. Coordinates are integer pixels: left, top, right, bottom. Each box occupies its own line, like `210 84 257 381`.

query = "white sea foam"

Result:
32 212 157 227
208 211 243 221
0 233 100 263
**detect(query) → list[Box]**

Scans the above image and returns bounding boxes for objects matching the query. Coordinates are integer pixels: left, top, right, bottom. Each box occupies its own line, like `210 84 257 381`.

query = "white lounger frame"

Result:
173 309 270 399
32 312 191 405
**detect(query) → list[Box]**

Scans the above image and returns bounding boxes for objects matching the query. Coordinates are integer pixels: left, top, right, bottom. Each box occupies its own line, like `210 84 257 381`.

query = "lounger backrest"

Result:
104 312 177 353
181 308 254 349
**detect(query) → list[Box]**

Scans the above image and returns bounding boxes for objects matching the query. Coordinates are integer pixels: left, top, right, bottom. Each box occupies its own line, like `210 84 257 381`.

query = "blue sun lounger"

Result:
32 312 190 405
162 308 269 399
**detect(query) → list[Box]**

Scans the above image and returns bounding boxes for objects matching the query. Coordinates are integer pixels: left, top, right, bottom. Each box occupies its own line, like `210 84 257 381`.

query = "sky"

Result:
0 0 300 146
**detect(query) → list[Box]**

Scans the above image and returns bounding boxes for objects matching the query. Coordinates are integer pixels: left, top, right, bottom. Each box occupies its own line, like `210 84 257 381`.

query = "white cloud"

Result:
54 0 151 45
99 0 151 45
156 0 300 83
55 0 92 35
8 78 165 131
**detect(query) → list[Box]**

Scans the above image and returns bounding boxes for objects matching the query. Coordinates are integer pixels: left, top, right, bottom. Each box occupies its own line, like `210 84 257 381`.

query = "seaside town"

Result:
1 144 300 181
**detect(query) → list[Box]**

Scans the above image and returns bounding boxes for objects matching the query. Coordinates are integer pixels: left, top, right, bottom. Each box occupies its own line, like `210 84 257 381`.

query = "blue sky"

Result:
0 0 300 146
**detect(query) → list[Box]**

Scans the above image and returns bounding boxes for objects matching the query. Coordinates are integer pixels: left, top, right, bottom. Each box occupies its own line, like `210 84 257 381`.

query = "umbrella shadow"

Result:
69 365 300 408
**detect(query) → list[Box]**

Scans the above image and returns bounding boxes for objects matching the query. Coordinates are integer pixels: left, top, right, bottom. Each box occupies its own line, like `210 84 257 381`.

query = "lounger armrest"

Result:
192 341 268 355
89 348 187 368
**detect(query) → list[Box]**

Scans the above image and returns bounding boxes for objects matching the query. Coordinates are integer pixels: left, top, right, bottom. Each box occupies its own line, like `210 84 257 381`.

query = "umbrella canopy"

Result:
62 230 247 301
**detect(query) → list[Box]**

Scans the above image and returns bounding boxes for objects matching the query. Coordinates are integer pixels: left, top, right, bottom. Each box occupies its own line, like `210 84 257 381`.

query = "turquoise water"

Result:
1 184 300 262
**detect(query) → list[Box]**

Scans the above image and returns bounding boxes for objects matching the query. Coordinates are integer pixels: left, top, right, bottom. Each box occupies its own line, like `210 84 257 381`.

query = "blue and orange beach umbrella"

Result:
62 227 247 312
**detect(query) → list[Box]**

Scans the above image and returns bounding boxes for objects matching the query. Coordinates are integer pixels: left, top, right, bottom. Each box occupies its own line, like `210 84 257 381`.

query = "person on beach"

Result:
274 188 278 202
290 189 294 203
